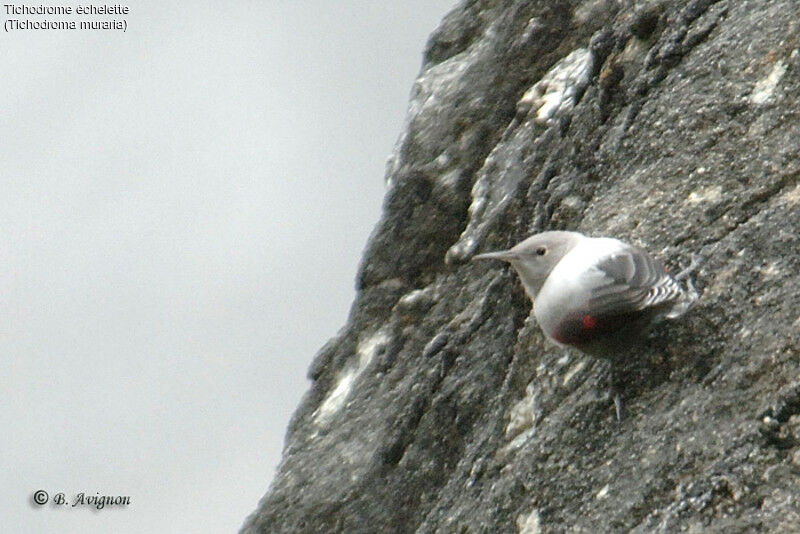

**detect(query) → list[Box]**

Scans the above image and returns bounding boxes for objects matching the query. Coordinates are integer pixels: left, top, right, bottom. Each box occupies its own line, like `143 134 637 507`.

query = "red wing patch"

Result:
582 315 597 330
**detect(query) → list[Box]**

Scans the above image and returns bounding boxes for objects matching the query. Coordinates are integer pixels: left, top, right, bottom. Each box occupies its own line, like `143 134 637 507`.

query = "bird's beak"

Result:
472 250 518 262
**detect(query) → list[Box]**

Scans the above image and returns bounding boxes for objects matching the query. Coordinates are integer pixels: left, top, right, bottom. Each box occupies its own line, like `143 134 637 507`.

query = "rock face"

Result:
243 1 800 532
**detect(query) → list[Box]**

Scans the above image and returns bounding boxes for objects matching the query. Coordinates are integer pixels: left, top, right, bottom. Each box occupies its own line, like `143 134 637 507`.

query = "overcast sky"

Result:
1 2 456 532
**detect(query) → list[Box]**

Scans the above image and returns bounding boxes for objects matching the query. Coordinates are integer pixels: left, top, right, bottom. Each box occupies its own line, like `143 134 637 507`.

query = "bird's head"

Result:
472 231 584 298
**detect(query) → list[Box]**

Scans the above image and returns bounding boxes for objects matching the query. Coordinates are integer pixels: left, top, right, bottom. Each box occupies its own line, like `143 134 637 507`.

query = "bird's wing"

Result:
586 245 683 317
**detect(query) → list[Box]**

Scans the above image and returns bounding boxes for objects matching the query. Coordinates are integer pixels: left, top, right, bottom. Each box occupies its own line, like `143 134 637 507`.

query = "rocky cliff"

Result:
243 1 800 531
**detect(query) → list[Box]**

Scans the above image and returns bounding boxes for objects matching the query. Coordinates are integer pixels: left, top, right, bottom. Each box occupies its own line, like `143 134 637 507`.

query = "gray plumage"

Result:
474 231 697 419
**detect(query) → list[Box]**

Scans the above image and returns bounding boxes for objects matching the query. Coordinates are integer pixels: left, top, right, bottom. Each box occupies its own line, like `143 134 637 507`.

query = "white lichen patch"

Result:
506 383 538 440
757 261 781 278
313 329 389 425
739 326 752 339
703 261 740 298
385 54 473 185
518 48 594 125
446 50 594 263
562 360 587 386
750 59 788 105
396 286 435 314
398 289 427 308
517 508 542 534
560 194 584 210
596 484 610 500
780 183 800 206
687 185 723 204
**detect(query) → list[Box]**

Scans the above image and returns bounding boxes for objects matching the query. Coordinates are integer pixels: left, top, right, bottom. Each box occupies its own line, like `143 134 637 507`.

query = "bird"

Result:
473 230 697 420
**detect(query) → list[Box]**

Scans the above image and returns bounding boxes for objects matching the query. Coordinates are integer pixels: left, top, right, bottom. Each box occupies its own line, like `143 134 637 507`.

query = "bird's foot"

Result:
613 392 624 422
609 383 624 422
606 365 625 422
674 253 704 281
673 253 703 312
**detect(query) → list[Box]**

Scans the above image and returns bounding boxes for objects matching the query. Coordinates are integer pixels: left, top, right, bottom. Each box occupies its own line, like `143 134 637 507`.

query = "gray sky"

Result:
1 2 456 531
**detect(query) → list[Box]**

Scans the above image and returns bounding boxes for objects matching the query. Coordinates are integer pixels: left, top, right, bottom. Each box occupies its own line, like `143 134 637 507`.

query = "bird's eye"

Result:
535 246 547 256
